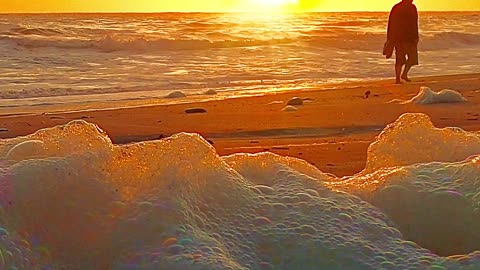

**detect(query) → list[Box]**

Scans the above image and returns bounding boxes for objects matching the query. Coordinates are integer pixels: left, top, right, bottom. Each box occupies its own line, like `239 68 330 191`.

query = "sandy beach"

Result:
1 73 479 177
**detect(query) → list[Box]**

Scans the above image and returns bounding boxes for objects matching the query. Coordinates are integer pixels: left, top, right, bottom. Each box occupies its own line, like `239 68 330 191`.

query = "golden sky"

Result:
0 0 479 12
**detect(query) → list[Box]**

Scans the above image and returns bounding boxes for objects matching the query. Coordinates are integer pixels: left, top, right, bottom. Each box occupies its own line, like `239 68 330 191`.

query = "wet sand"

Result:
1 73 479 177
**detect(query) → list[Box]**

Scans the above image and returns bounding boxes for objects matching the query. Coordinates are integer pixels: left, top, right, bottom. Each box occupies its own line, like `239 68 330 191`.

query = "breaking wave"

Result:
421 32 480 49
4 26 65 36
1 24 479 53
301 31 480 51
0 34 294 52
1 113 480 269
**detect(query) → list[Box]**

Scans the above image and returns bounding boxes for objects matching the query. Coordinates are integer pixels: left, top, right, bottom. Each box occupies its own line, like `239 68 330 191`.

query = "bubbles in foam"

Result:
0 120 113 161
6 140 46 162
0 114 479 269
364 113 480 174
338 155 480 257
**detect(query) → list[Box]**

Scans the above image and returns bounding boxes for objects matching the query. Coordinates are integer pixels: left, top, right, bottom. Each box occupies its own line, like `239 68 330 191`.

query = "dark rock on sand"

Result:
166 91 187 98
204 89 218 95
287 97 304 106
185 108 207 114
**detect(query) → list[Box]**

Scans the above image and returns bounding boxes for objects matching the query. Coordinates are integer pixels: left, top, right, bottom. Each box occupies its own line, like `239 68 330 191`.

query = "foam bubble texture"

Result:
364 113 480 173
0 114 479 269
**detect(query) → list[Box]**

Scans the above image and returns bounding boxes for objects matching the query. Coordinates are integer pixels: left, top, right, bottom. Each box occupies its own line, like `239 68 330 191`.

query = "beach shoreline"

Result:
1 73 479 176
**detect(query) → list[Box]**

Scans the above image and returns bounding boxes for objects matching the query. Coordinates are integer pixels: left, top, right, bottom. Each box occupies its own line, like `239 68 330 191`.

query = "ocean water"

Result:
0 12 479 107
1 113 480 269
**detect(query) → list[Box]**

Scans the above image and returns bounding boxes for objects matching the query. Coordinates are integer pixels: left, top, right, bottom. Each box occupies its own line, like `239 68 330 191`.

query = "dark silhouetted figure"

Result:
386 0 419 84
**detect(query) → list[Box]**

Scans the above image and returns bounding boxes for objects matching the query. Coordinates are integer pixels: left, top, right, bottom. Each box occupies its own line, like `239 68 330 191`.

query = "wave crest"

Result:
301 31 480 51
0 34 294 52
2 26 479 53
9 26 64 36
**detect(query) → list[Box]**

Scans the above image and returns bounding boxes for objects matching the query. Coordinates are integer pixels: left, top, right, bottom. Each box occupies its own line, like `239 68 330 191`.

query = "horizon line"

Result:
1 10 478 14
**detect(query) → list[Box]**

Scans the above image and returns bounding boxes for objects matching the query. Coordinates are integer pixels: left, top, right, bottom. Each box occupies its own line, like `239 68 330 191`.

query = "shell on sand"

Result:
287 97 304 106
267 101 283 105
282 105 298 112
166 91 187 99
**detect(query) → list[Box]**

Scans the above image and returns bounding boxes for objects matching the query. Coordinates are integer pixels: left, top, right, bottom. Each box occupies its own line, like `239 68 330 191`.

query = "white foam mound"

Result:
333 155 480 257
0 114 480 269
0 120 113 160
364 113 480 173
409 86 467 104
6 140 46 161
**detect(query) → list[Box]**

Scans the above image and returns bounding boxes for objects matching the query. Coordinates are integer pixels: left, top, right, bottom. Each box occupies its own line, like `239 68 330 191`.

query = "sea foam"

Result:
408 87 467 105
1 113 480 269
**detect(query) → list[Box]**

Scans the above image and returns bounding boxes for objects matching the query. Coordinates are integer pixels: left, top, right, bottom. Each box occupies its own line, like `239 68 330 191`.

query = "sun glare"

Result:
257 0 298 6
246 0 299 12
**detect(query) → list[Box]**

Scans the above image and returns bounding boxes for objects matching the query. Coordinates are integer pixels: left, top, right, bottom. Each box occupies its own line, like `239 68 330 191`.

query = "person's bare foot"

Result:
395 79 403 84
401 75 411 82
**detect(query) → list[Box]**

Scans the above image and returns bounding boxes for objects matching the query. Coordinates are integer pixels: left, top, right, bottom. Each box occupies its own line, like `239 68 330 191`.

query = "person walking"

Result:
385 0 419 84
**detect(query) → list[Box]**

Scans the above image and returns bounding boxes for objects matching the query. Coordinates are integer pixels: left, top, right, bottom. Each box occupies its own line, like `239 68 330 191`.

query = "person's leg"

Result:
394 43 407 84
401 63 413 82
402 42 418 82
395 63 404 84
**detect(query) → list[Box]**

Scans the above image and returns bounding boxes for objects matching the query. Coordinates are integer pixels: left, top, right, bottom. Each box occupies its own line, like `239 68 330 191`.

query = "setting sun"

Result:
242 0 300 12
256 0 299 7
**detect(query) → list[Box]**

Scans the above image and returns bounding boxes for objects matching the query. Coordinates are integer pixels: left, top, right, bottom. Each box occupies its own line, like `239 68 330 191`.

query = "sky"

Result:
0 0 479 13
